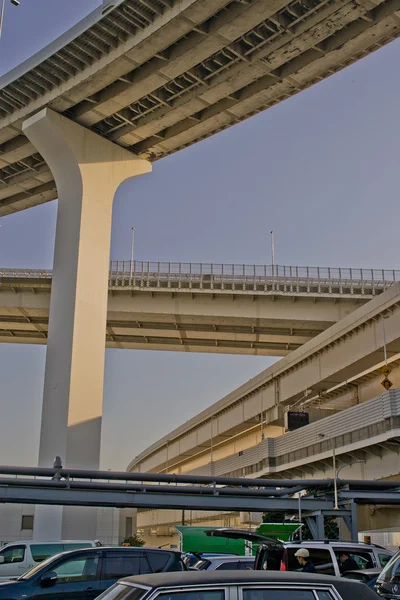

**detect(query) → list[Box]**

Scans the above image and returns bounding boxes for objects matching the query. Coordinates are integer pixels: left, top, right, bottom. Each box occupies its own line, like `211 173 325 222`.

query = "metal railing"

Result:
108 261 399 296
0 262 398 296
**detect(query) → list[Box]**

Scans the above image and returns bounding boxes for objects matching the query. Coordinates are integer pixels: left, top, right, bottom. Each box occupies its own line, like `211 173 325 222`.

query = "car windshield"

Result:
96 584 147 600
378 550 400 584
17 552 65 580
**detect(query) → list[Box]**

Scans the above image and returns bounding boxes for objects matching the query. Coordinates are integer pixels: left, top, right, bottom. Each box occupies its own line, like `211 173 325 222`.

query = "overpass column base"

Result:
22 108 151 541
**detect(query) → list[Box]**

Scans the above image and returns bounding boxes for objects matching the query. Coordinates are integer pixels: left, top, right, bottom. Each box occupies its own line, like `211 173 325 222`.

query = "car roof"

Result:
1 540 95 545
207 556 254 561
34 546 181 560
121 570 368 588
286 542 380 548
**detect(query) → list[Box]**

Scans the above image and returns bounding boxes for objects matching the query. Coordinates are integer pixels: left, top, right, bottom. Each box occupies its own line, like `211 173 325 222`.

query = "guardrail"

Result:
0 262 398 296
109 261 399 295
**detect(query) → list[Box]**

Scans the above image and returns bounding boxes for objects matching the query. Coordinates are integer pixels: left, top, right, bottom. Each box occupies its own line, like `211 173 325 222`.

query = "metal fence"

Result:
0 262 398 296
108 261 399 296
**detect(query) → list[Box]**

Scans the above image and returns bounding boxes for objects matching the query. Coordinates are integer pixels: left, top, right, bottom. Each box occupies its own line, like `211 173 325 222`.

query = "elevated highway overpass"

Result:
3 0 400 540
130 282 400 474
0 261 397 354
1 0 400 215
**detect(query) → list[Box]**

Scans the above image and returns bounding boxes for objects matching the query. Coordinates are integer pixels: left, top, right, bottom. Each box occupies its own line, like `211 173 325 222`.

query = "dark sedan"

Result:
96 569 380 600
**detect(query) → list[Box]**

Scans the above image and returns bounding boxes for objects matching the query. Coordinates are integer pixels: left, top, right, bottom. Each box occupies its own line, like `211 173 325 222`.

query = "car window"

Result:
379 554 400 583
287 548 335 575
378 553 393 568
95 583 146 600
63 543 93 552
242 589 319 600
146 551 170 573
215 561 239 570
335 549 374 570
52 554 100 583
316 592 336 600
239 560 255 570
0 545 25 564
31 544 63 562
102 553 145 579
156 591 225 600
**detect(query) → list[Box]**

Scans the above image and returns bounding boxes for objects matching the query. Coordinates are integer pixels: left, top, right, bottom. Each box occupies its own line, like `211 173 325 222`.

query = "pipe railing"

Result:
0 262 398 296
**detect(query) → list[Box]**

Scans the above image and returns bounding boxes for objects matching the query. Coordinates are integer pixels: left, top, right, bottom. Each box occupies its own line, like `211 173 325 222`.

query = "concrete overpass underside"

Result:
1 0 400 215
0 268 381 354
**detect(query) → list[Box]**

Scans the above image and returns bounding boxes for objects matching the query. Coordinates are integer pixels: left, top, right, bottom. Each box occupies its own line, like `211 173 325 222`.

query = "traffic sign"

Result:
381 378 393 391
380 365 391 377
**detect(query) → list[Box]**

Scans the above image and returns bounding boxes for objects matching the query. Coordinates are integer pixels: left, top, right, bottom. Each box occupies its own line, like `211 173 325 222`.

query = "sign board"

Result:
285 411 309 432
381 378 393 391
380 365 391 377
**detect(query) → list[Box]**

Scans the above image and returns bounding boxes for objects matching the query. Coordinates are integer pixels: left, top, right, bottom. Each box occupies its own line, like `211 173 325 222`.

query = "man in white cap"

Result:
294 548 317 573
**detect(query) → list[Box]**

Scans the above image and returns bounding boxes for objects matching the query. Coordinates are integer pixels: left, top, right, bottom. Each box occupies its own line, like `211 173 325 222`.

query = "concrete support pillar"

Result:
22 109 151 540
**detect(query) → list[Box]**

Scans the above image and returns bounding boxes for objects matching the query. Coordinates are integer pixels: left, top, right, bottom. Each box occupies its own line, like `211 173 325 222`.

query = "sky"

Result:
0 1 399 470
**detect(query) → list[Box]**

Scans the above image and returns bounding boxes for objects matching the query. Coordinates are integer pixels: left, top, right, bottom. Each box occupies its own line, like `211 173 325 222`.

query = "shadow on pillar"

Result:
61 417 102 540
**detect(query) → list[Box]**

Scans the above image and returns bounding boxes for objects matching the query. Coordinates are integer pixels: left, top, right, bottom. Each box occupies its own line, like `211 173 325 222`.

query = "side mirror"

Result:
40 572 58 587
0 556 4 565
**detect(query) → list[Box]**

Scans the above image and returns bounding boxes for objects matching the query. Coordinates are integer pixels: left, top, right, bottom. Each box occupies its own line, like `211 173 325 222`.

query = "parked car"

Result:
343 568 381 587
376 549 400 599
95 569 380 600
0 546 186 599
0 540 101 580
205 529 393 576
193 555 255 570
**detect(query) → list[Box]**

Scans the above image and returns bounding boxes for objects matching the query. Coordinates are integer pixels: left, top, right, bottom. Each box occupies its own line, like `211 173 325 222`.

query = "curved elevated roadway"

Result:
1 0 400 215
0 261 397 354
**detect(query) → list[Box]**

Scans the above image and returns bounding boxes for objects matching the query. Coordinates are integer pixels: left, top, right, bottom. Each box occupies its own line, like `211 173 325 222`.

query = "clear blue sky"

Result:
0 1 399 470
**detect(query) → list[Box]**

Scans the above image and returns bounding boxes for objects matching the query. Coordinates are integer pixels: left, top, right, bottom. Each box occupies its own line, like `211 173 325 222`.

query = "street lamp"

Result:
129 227 135 281
0 0 20 42
336 460 365 480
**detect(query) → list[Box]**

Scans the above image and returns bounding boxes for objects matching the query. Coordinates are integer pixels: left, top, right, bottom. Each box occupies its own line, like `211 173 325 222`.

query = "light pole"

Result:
129 227 135 281
270 230 275 268
0 0 19 42
382 315 389 365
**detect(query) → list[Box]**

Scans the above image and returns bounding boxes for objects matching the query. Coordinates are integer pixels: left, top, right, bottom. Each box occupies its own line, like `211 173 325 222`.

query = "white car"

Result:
0 540 101 580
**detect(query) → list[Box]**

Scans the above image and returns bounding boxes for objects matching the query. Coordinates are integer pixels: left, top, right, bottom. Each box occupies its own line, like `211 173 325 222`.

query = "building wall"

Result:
0 505 35 546
0 506 136 546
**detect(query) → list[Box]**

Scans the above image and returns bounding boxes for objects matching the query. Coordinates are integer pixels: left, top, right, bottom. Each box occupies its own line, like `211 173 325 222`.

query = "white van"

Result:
0 540 101 580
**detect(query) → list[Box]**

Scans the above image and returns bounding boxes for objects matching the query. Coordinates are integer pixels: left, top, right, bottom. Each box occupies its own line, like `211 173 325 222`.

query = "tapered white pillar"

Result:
22 109 151 540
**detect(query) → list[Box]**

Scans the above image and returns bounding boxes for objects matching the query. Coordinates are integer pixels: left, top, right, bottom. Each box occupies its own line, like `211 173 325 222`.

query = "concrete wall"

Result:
0 507 136 546
0 505 35 546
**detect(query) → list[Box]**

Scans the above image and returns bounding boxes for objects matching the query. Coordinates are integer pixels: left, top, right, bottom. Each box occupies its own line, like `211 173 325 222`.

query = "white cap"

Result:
295 548 310 558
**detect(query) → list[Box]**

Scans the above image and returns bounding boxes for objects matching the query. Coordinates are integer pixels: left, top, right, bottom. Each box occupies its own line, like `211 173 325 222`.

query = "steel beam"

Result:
0 485 335 512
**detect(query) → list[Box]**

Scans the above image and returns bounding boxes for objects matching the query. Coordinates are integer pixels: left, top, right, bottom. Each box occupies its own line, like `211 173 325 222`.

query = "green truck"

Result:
175 523 301 555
